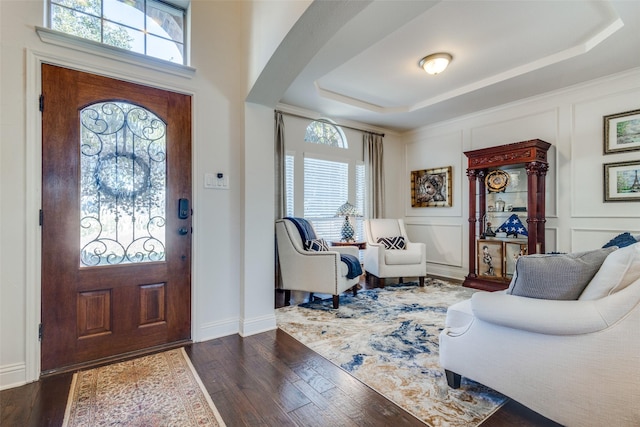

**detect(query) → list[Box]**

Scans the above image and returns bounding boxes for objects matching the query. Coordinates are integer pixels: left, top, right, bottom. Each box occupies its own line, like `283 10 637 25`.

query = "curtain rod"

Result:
275 110 385 138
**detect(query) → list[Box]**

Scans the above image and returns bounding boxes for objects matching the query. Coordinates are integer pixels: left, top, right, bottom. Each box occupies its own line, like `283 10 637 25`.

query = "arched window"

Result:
304 120 348 148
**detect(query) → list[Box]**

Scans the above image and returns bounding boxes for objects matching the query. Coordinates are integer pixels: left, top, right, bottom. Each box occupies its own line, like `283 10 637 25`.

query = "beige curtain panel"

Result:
364 132 385 219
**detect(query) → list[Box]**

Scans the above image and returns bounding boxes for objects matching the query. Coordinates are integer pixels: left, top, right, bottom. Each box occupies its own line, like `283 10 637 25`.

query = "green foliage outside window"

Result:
51 1 133 49
305 120 347 148
49 0 186 64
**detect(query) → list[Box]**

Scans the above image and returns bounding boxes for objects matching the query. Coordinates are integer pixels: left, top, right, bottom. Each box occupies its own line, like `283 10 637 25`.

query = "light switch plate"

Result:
204 173 229 190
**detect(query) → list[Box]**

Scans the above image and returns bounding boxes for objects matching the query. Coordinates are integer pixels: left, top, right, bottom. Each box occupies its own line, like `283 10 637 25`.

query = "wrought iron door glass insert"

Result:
80 101 166 266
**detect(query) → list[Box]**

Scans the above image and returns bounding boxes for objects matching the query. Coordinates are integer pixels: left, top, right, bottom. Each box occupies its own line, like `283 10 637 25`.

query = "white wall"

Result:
241 102 277 335
244 0 311 91
0 0 283 389
402 68 640 281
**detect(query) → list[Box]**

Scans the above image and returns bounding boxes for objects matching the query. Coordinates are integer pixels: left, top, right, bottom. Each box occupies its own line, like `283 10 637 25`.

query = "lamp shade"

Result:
336 201 360 217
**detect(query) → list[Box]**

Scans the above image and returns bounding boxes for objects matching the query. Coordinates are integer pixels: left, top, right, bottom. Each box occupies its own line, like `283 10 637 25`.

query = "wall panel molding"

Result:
405 222 463 268
570 86 640 218
571 227 640 252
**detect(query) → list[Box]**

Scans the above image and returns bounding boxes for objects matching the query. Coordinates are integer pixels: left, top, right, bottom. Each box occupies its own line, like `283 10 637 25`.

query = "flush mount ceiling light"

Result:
419 52 453 75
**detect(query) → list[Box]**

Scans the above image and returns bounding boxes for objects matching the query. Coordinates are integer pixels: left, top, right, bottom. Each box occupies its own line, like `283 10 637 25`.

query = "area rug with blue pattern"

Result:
275 278 507 427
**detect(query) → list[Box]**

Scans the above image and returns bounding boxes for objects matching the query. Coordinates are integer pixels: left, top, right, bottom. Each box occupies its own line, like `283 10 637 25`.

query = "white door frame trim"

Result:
24 49 198 383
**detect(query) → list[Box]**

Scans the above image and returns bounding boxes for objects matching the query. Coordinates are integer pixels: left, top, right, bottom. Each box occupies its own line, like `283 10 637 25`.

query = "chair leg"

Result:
309 292 314 302
445 370 461 389
332 295 339 309
366 273 384 288
352 285 357 296
398 277 403 284
419 276 425 287
284 289 291 306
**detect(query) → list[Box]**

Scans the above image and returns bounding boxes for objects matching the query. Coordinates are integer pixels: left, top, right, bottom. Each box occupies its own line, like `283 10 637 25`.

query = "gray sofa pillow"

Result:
506 247 616 300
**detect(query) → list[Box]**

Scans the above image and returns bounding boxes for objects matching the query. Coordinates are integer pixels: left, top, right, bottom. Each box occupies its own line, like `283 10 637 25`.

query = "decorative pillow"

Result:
305 238 329 252
506 247 616 300
602 232 638 249
377 236 406 250
580 242 640 300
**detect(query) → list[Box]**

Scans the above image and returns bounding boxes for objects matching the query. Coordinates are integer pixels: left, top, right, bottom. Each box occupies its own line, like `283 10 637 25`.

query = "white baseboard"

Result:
194 313 277 342
239 313 277 337
427 264 466 282
0 362 27 391
195 317 240 343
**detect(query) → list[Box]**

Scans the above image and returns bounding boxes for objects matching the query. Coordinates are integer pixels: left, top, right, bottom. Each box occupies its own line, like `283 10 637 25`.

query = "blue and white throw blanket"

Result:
284 217 363 280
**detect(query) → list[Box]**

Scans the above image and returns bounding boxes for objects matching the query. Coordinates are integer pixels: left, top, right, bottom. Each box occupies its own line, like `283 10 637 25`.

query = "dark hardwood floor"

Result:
1 330 560 426
2 278 561 426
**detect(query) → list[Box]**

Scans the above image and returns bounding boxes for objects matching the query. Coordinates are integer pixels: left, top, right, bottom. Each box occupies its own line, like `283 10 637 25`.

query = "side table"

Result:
330 241 367 250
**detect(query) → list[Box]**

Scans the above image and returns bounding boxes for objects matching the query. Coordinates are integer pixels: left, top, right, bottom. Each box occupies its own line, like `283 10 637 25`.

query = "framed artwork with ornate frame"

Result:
477 239 503 279
411 166 452 207
604 160 640 202
604 109 640 154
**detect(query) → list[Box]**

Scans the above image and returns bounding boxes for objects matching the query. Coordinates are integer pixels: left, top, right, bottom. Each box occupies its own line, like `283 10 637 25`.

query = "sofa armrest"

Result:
405 241 426 261
364 242 385 260
470 292 609 335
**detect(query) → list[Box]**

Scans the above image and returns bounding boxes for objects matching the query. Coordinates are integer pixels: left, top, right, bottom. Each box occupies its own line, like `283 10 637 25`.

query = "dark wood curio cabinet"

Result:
463 139 551 291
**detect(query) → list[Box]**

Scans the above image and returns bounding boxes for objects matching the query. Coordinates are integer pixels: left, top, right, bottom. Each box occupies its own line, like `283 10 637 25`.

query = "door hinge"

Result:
39 95 44 112
39 209 43 226
38 324 43 341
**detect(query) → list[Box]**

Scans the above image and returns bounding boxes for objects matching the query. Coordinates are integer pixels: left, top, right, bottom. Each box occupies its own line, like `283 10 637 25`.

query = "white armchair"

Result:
275 218 360 309
363 218 426 287
439 276 640 426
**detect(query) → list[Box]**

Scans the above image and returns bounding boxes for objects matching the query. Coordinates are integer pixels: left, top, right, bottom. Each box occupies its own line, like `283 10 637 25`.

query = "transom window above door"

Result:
48 0 188 65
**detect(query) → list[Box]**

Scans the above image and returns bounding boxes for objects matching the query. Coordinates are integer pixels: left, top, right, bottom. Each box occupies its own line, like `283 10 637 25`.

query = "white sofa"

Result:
275 218 360 308
439 242 640 426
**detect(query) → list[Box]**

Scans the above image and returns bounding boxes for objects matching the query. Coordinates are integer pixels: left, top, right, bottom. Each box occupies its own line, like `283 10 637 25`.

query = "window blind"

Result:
304 157 348 241
285 154 294 217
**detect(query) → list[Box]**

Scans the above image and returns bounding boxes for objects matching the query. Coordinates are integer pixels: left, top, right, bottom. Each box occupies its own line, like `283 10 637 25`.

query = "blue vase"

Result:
341 217 354 241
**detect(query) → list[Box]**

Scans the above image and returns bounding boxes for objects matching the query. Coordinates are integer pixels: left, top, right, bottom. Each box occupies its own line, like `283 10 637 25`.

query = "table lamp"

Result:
336 201 360 242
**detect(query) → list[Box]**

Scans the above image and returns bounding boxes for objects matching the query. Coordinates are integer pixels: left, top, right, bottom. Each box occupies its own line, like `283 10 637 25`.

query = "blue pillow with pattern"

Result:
377 236 406 250
602 232 638 249
305 238 329 252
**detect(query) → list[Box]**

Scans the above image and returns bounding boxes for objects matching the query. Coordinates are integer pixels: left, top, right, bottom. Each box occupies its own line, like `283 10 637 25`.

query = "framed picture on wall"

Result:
410 166 452 207
477 240 502 278
603 109 640 154
603 160 640 202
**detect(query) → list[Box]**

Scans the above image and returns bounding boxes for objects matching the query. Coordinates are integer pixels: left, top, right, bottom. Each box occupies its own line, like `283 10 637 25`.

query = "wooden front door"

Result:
41 64 192 373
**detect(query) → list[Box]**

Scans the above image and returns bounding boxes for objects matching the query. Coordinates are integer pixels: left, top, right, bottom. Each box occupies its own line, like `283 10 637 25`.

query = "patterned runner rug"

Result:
276 279 507 427
62 347 226 427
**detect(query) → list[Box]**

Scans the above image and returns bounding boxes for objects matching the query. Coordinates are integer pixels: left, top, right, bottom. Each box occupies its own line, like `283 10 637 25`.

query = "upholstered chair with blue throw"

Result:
363 218 426 288
275 217 362 309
